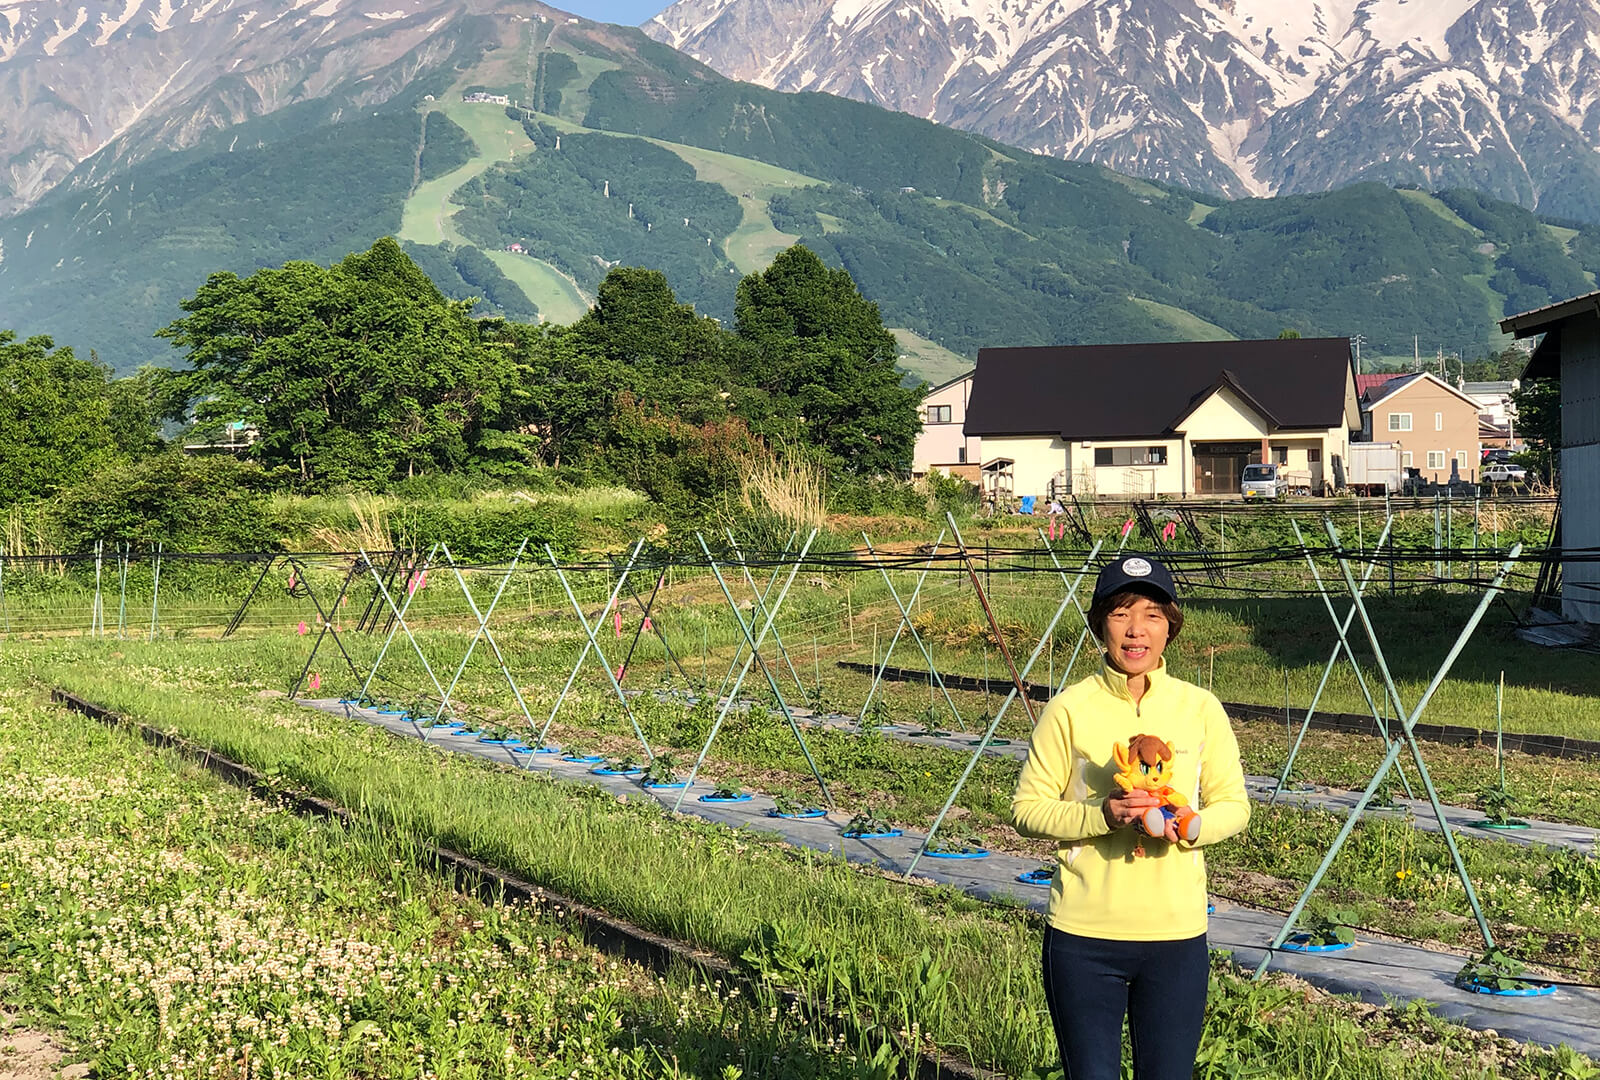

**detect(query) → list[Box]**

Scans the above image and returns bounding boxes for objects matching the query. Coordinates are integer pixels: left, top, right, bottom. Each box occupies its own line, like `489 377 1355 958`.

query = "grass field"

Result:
0 682 871 1079
14 563 1600 987
1395 189 1481 235
9 658 1594 1079
397 99 592 322
1130 297 1238 340
890 327 971 387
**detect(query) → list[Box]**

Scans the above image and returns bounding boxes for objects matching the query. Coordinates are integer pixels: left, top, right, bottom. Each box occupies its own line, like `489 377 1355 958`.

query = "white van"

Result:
1240 463 1311 499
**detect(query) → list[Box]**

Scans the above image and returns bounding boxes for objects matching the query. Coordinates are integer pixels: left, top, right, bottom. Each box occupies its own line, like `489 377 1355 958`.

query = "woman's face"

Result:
1102 595 1171 678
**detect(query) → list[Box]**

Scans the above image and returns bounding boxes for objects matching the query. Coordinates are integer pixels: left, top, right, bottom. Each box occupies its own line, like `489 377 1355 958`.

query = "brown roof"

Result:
1499 289 1600 338
963 338 1355 439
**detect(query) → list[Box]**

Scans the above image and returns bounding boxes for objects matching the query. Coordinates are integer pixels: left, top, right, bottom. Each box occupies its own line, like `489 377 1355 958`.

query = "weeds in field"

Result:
0 686 879 1079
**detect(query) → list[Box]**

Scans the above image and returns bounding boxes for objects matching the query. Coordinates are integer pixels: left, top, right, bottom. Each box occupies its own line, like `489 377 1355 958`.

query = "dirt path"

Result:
0 1024 77 1080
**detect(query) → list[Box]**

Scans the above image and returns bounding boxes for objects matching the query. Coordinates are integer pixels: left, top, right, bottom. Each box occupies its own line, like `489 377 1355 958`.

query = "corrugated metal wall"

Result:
1561 316 1600 623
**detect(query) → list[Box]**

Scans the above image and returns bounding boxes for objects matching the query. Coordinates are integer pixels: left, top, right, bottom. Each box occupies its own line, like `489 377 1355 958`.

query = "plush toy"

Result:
1112 734 1201 850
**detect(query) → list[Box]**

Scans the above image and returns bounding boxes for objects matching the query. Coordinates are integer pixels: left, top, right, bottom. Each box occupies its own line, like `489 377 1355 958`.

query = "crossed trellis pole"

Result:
904 515 1103 879
1270 518 1413 803
1254 519 1522 976
858 530 969 733
533 540 655 761
673 530 832 810
272 516 1528 971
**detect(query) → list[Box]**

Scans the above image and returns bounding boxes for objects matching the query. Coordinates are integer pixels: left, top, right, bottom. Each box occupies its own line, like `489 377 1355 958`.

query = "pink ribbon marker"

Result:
642 617 652 632
614 609 622 637
1162 521 1177 541
297 620 308 635
308 673 321 692
1121 519 1135 537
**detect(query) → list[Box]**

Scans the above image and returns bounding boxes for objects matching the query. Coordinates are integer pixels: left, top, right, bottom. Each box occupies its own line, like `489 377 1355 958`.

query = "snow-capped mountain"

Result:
0 0 558 217
645 0 1600 216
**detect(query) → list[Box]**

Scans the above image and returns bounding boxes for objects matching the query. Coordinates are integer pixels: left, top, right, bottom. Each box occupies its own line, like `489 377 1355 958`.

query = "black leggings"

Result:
1041 926 1209 1080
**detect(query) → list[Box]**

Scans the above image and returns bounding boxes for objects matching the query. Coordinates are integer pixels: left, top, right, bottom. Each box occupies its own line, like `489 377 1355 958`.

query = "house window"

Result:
1389 413 1412 432
1402 451 1414 468
1456 450 1468 469
927 404 952 424
1427 451 1446 470
1435 412 1443 432
1093 446 1168 466
1272 446 1288 464
957 447 967 464
1308 448 1322 463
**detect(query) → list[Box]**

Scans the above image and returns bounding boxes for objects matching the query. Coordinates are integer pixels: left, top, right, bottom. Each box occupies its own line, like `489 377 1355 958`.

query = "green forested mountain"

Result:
2 8 1597 377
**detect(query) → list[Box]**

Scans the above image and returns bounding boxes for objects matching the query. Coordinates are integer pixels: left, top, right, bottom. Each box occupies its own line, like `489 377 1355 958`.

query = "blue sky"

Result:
555 1 672 26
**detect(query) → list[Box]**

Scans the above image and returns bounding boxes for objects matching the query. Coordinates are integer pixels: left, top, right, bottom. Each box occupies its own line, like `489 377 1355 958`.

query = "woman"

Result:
1012 553 1250 1080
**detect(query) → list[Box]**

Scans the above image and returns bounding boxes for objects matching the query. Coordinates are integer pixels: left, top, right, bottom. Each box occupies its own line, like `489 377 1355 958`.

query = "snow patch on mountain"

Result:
43 7 88 55
647 0 1600 216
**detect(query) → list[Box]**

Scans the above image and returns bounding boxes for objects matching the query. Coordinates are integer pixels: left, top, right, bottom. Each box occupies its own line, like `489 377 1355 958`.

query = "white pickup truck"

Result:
1240 462 1312 499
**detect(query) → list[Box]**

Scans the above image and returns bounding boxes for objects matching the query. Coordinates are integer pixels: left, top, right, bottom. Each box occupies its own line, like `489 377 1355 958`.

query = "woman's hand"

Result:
1102 788 1162 829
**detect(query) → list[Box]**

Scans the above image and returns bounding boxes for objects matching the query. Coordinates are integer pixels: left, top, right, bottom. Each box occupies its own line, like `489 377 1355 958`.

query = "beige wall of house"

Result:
1068 440 1183 497
1365 377 1480 483
1180 386 1271 441
989 428 1351 500
982 435 1072 497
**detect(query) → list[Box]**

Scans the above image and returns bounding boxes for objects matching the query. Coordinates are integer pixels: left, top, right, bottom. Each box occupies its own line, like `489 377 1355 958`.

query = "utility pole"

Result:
1352 333 1366 372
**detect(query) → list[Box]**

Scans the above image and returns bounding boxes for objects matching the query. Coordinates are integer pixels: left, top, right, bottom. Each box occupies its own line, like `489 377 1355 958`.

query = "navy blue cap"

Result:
1092 554 1177 604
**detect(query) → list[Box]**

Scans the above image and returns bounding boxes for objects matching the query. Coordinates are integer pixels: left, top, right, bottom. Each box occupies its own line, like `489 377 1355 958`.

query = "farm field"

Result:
2 498 1594 1073
19 625 1600 987
4 665 1594 1080
0 682 869 1080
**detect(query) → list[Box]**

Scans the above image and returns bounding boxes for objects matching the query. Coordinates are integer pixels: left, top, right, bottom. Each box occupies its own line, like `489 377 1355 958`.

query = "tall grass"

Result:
308 492 396 551
742 450 828 533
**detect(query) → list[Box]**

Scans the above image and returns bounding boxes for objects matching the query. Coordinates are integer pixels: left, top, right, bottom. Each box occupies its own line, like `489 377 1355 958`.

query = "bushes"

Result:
388 500 580 560
51 453 277 554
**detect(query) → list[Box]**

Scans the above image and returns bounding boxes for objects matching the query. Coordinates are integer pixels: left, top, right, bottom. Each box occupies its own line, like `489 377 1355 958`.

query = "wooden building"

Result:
1501 291 1600 624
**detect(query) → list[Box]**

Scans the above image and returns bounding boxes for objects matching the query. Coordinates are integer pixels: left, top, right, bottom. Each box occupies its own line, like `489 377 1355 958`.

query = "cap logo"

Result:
1123 557 1154 577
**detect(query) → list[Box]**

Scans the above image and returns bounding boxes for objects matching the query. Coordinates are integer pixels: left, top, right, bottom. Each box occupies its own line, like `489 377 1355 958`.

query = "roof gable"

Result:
964 338 1354 440
1171 369 1281 430
1362 370 1481 412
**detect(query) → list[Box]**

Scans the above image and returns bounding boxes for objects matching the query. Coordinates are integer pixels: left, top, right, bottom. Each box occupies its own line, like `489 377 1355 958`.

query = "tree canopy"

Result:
0 332 120 507
158 238 517 487
144 239 921 507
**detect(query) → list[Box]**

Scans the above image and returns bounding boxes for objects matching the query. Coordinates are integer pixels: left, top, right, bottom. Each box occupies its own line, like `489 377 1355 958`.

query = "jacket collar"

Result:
1095 655 1168 703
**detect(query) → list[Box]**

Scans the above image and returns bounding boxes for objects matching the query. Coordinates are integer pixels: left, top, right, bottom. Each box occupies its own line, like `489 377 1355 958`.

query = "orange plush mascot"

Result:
1112 734 1201 852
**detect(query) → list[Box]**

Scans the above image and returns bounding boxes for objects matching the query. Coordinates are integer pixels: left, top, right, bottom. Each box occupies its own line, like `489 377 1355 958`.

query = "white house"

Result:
962 338 1361 499
911 371 980 480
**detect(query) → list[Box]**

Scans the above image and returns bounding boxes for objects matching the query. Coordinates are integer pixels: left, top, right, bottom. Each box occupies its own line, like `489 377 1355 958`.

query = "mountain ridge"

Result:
3 0 1599 381
644 0 1600 222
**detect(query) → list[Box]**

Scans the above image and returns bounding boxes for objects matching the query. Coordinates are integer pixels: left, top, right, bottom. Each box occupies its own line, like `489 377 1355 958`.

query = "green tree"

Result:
0 331 120 507
1510 376 1561 482
51 452 276 552
507 267 741 471
159 238 516 487
733 245 921 474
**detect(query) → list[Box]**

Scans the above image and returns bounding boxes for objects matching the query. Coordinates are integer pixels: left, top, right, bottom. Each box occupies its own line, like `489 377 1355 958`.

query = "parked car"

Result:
1482 462 1527 483
1240 462 1312 499
1481 448 1514 465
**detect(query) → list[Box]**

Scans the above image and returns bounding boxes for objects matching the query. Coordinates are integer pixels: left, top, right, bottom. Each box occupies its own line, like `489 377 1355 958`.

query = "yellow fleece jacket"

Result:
1011 659 1250 941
